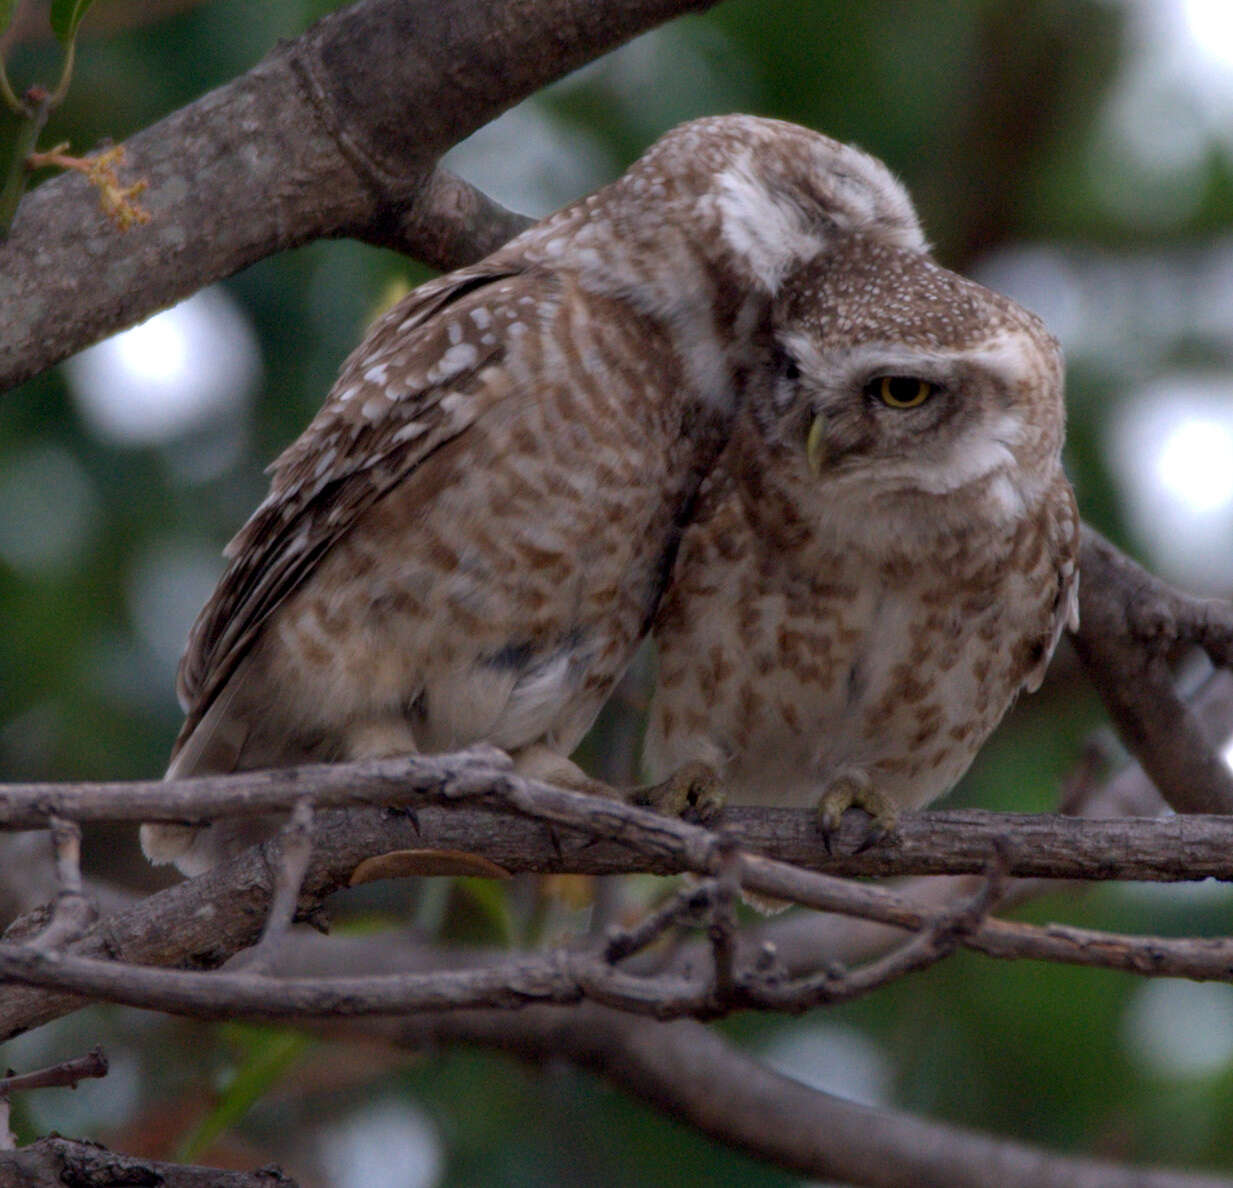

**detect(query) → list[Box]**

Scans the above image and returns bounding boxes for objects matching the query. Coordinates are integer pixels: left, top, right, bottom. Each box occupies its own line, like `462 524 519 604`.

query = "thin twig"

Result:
603 882 714 964
232 799 315 974
0 1046 108 1095
33 818 94 950
745 848 1008 1014
0 856 1229 1028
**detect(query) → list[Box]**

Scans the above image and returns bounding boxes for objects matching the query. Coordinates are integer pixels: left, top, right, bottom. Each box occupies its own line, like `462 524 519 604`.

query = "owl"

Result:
644 230 1079 841
142 115 930 874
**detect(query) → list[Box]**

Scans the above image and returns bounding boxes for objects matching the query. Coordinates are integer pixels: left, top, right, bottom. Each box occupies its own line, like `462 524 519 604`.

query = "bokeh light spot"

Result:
1154 417 1233 512
1123 980 1233 1076
64 287 260 446
1109 377 1233 591
1184 0 1233 70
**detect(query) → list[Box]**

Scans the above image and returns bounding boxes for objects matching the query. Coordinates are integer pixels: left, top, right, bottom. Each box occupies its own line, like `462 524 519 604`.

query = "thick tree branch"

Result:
0 751 1228 880
0 1137 295 1187
1074 525 1233 814
0 0 711 392
361 165 535 268
366 1004 1232 1188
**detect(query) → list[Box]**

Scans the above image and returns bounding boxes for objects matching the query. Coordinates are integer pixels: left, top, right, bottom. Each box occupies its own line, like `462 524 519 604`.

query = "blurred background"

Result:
5 0 1233 1183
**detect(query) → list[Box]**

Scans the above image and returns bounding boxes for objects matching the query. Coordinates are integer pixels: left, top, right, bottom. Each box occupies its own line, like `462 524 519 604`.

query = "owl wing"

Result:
173 262 543 754
1022 474 1082 694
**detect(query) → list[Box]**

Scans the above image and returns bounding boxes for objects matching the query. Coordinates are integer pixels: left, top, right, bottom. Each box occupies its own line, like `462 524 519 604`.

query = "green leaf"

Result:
178 1027 312 1162
49 0 96 46
0 0 19 38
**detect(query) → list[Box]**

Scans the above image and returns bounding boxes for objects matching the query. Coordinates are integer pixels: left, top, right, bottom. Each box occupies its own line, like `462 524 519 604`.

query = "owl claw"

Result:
816 774 897 854
632 761 726 821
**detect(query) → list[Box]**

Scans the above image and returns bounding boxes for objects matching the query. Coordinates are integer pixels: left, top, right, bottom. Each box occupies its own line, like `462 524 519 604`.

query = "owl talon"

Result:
816 775 897 854
632 761 726 821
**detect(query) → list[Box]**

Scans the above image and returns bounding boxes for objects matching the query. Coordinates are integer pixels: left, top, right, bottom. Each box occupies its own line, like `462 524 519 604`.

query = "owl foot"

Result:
512 745 617 796
631 761 726 821
817 772 897 854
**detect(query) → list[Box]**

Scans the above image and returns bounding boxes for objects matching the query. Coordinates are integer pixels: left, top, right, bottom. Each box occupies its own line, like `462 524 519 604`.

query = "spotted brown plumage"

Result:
645 233 1079 836
145 115 929 874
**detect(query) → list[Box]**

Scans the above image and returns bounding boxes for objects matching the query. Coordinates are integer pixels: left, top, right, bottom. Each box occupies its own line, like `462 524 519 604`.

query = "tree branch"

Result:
0 861 1004 1025
0 0 711 392
1 751 1229 881
364 1004 1233 1188
0 1046 108 1095
359 165 534 268
32 817 95 950
4 784 1233 1043
1074 525 1233 814
0 1137 295 1187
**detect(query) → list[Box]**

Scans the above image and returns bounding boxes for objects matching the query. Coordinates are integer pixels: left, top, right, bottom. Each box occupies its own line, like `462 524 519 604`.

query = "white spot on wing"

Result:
425 343 479 384
392 421 429 444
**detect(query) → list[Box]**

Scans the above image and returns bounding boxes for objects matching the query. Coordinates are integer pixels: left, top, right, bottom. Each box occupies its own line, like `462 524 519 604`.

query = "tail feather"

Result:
144 679 252 874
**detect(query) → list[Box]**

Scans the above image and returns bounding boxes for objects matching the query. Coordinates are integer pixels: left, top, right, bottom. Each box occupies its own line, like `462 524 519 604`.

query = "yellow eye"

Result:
869 376 936 409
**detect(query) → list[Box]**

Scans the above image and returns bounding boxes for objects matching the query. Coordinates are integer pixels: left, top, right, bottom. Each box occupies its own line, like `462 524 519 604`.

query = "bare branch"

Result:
603 881 715 964
1 750 1230 881
32 818 95 950
1073 525 1233 814
0 1046 108 1095
354 166 535 270
0 862 987 1024
6 759 1233 1041
366 1003 1233 1188
0 1137 296 1187
230 799 315 974
1 831 1231 1037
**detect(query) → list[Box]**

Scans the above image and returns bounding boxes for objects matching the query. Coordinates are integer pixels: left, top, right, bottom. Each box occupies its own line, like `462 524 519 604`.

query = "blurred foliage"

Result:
4 0 1233 1183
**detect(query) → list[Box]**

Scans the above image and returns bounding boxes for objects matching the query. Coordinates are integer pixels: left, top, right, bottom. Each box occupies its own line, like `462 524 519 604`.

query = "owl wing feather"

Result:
1022 474 1082 694
173 262 538 755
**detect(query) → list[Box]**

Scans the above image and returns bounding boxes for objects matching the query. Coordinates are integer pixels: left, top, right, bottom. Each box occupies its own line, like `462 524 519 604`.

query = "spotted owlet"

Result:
644 226 1079 838
142 115 931 874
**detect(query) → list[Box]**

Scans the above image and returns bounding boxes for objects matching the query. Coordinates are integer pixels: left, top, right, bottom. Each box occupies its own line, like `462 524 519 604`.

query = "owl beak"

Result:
806 414 827 476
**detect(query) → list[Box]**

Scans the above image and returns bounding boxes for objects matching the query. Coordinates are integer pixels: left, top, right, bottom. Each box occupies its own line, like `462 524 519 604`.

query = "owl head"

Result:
620 114 927 288
554 114 926 286
734 235 1066 551
511 116 935 407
